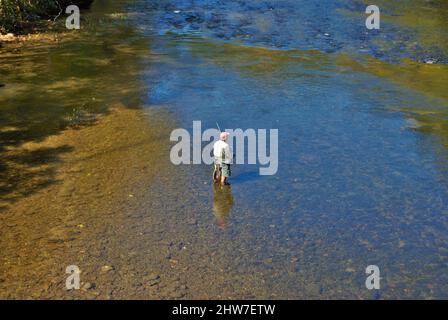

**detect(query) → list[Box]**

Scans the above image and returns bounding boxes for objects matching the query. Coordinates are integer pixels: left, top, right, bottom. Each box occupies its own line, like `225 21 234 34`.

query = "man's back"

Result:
213 140 232 164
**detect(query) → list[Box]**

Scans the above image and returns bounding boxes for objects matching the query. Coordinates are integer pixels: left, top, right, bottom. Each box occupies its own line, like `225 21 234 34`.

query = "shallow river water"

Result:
1 0 448 299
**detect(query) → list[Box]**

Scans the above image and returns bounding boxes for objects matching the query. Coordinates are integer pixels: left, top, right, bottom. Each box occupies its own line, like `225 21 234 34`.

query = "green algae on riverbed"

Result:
187 38 331 75
336 54 448 102
361 0 448 53
336 53 448 155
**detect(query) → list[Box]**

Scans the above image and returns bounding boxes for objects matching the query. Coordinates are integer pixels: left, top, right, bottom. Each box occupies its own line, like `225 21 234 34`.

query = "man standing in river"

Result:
213 131 232 185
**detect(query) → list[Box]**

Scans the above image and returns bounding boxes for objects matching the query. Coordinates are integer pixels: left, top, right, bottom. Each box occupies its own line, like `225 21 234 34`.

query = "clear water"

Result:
1 0 448 299
135 0 448 299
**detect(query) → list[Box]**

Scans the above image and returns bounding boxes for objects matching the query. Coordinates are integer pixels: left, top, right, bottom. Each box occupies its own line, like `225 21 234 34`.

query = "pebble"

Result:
147 274 161 286
0 33 15 41
82 282 93 290
160 240 174 246
187 219 197 225
147 273 160 281
148 279 160 286
100 265 115 273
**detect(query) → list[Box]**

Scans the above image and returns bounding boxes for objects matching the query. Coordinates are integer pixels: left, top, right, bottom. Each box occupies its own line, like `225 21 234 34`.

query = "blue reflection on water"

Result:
132 0 448 298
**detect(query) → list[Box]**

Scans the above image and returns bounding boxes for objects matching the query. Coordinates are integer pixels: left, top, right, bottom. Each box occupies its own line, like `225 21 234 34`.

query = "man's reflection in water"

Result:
213 183 234 229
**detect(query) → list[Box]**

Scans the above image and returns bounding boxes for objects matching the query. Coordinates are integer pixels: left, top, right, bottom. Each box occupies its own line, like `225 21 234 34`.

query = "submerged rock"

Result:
0 33 15 42
147 273 160 281
145 274 161 286
100 265 115 273
82 282 94 290
424 59 436 64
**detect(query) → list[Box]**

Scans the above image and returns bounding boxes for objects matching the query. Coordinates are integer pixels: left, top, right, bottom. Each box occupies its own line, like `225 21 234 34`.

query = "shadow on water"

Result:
231 170 260 184
0 0 154 206
0 126 73 208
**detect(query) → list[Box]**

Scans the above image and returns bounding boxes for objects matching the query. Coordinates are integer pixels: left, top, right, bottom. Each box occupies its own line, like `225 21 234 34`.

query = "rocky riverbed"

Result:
1 0 448 299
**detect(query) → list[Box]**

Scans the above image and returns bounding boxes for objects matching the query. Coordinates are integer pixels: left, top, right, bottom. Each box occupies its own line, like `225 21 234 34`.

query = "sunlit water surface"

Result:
1 0 448 298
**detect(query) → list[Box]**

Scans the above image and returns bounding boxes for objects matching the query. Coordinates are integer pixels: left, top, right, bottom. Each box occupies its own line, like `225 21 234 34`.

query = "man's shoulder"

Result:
214 140 230 147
